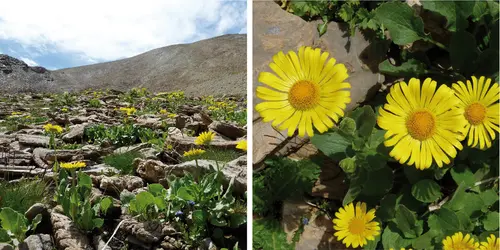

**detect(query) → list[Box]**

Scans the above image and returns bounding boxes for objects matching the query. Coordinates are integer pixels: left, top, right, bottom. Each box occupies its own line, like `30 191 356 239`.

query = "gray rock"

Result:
135 159 166 183
166 134 239 152
0 243 14 250
208 121 246 140
114 143 149 154
24 203 49 222
18 234 53 250
16 134 58 148
119 215 175 244
83 163 120 176
50 212 93 250
62 124 86 142
100 175 144 194
136 117 163 129
138 147 159 159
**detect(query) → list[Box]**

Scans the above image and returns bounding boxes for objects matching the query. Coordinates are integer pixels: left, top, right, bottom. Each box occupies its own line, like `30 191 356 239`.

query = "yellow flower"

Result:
183 149 206 157
43 124 63 134
59 161 86 170
10 111 23 116
479 234 499 250
452 76 499 149
236 140 247 151
167 113 177 119
333 202 380 248
377 78 466 170
442 232 479 250
159 109 168 114
119 107 136 116
61 108 68 112
255 46 351 137
195 131 215 145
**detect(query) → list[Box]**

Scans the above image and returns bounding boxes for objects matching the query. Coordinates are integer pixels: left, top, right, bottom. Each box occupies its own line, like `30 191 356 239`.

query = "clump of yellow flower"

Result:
479 234 499 250
452 76 499 149
442 232 479 250
60 161 86 170
195 131 215 145
61 108 68 112
11 111 23 116
119 107 136 116
236 140 247 151
183 149 206 157
159 109 168 114
44 124 63 134
333 202 380 248
255 46 351 137
167 113 177 119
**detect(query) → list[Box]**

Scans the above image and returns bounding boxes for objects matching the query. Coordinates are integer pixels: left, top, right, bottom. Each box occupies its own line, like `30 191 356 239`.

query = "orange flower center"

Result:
288 80 320 110
348 218 366 235
406 110 435 141
465 102 486 125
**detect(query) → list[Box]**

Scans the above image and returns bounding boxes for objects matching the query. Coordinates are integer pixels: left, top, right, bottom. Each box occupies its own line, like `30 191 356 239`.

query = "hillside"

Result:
0 34 246 96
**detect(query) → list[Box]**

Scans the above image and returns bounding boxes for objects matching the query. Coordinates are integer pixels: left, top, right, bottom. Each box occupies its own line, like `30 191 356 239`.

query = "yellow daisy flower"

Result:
159 109 168 114
60 161 86 170
236 140 247 151
255 46 351 137
183 149 206 157
479 234 499 250
452 76 499 149
333 202 380 248
195 131 215 145
43 124 63 134
442 232 479 250
377 78 466 170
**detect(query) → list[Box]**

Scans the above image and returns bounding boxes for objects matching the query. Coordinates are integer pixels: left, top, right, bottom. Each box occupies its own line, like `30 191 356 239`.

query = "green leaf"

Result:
339 117 356 135
422 1 474 31
192 210 207 225
445 182 467 211
317 21 328 37
77 171 92 188
472 1 489 22
456 211 474 232
432 207 461 234
375 2 427 45
210 216 227 227
343 169 367 206
311 130 351 161
394 204 423 239
376 194 398 222
362 166 393 196
120 190 136 206
92 218 104 229
483 212 499 231
31 214 42 232
413 230 439 250
134 191 155 213
411 179 442 203
461 193 485 218
450 31 479 74
148 183 165 196
100 197 113 214
480 189 499 207
177 187 196 201
474 48 499 77
353 106 377 138
379 59 428 77
451 165 475 186
0 228 10 243
0 207 28 242
381 223 414 249
253 219 294 250
230 213 247 228
339 156 357 174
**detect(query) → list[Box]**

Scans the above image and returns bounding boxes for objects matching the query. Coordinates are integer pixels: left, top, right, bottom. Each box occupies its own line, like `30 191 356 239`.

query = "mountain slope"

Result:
0 34 246 96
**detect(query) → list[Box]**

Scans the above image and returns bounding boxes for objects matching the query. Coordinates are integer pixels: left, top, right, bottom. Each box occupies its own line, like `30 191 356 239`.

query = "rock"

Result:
62 124 86 142
135 159 166 183
0 243 14 250
175 115 189 129
178 105 202 116
119 215 175 244
24 203 49 222
50 212 93 250
193 112 213 126
114 143 149 154
310 157 348 200
252 1 385 164
166 134 239 152
281 200 345 250
83 163 120 176
138 147 159 159
208 121 246 140
136 117 163 129
18 234 53 250
16 134 58 148
99 175 144 194
167 127 183 137
168 155 247 194
0 164 42 175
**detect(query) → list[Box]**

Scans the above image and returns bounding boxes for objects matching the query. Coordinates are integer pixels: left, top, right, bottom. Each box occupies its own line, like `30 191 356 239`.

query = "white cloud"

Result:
0 0 246 62
19 57 38 66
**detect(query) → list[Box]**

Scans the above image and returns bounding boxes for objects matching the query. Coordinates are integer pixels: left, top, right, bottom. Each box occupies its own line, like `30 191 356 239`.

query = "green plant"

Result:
104 151 142 175
84 123 159 147
56 170 111 231
0 207 41 245
0 179 49 214
88 98 102 108
310 105 500 249
54 92 77 107
183 148 241 163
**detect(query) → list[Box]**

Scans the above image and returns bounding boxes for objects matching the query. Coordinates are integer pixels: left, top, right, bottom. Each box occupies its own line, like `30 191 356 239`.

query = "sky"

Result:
0 0 247 70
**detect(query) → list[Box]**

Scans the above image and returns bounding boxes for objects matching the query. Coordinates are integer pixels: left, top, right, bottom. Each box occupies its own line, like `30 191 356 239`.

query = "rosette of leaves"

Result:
0 207 41 245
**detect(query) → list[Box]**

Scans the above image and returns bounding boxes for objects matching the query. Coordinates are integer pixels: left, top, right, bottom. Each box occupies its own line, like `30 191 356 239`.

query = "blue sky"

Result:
0 0 246 70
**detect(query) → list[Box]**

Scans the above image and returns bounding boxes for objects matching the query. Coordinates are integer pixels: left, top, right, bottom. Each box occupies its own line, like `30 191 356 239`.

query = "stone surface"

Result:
83 163 120 176
114 143 149 154
0 243 14 250
62 124 86 142
167 134 239 153
24 203 49 222
119 215 176 244
281 200 347 250
99 175 144 194
252 0 385 165
135 159 166 183
50 212 93 250
16 134 57 148
18 234 54 250
208 121 246 140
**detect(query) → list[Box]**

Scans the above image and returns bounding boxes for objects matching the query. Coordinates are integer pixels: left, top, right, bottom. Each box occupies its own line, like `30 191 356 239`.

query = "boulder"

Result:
62 124 86 142
208 121 246 140
50 212 93 250
135 159 166 183
18 234 53 250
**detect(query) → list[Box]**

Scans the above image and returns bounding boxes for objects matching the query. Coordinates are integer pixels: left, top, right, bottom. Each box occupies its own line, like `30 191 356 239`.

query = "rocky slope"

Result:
0 34 246 96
